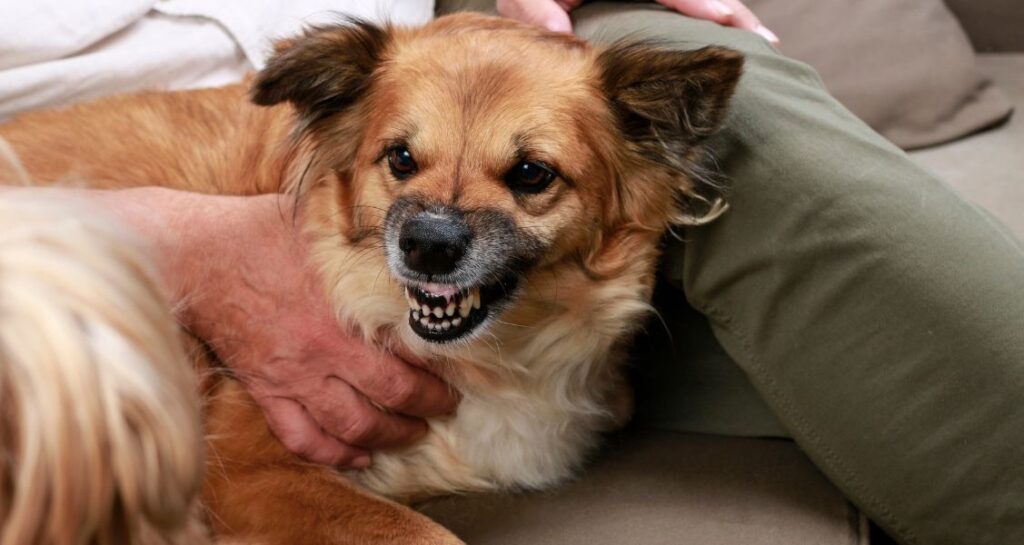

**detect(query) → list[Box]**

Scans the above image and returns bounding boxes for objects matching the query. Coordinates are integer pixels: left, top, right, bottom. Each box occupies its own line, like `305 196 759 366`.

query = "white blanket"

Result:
0 0 434 119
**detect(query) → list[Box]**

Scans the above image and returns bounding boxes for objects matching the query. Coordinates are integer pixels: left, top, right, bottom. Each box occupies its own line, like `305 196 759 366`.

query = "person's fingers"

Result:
496 0 574 33
719 0 779 43
656 0 779 44
655 0 735 24
259 395 371 467
554 0 583 11
343 345 458 418
302 376 429 450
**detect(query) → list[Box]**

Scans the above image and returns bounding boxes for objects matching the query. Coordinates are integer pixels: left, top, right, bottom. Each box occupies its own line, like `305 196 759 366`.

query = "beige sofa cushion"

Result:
418 430 867 545
910 54 1024 238
747 0 1013 150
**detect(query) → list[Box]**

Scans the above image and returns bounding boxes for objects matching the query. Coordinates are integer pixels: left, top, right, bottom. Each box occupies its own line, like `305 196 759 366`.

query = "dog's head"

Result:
252 14 742 344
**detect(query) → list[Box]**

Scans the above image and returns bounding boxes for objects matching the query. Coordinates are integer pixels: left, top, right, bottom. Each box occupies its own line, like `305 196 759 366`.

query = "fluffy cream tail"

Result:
0 195 209 545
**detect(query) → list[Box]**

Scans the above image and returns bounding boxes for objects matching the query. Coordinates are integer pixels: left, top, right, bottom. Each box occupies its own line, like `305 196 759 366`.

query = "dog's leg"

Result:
202 377 464 545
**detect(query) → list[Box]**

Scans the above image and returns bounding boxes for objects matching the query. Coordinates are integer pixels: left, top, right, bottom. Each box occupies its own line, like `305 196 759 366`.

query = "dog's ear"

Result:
598 44 743 172
251 20 389 124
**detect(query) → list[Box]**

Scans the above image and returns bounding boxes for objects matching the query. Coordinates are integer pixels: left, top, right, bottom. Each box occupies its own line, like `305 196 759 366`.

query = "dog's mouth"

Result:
403 278 517 342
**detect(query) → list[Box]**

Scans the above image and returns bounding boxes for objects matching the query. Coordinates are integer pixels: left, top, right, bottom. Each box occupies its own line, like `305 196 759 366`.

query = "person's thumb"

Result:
496 0 574 33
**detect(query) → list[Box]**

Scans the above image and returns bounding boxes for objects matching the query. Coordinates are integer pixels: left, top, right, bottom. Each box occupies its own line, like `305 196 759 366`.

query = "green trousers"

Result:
438 2 1024 544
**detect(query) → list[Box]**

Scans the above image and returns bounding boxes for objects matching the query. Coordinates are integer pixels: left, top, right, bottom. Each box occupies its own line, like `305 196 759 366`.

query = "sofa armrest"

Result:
944 0 1024 52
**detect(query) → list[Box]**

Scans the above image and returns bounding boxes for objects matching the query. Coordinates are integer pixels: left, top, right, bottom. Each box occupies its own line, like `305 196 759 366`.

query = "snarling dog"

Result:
0 13 742 545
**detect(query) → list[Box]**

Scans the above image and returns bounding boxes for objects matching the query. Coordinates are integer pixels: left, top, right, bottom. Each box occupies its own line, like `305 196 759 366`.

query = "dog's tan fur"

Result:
0 13 741 544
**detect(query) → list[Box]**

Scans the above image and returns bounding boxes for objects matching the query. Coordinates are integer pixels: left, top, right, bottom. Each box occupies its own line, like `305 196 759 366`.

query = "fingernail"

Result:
710 0 735 17
350 455 372 469
754 25 780 45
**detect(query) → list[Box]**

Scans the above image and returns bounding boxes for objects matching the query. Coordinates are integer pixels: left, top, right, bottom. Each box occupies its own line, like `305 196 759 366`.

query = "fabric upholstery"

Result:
943 0 1024 52
420 430 868 545
744 0 1013 149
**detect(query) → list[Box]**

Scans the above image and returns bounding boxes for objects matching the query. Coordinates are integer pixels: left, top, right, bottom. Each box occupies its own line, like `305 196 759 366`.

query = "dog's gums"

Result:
403 278 517 342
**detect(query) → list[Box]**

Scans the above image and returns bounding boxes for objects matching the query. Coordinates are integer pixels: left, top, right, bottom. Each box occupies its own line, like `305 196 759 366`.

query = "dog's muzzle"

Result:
385 205 525 343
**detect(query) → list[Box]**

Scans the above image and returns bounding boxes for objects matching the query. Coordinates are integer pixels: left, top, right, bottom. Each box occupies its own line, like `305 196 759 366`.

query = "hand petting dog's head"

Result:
252 13 742 344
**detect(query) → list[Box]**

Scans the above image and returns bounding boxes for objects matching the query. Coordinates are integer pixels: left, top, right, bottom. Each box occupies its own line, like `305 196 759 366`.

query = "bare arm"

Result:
0 184 458 467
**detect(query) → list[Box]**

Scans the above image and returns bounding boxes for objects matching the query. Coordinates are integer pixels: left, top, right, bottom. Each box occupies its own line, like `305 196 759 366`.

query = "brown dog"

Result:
0 13 742 545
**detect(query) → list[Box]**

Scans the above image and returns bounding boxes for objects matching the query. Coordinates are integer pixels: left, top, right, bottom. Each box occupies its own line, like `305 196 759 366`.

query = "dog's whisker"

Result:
494 319 533 329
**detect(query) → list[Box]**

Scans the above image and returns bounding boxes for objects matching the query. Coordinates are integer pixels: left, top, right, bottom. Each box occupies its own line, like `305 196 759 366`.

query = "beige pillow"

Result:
747 0 1013 149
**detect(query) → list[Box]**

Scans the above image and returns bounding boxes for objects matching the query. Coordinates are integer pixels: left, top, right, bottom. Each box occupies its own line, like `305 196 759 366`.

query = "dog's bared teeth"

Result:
459 297 472 318
441 320 451 330
420 317 430 327
445 302 456 317
412 311 420 320
452 317 462 327
470 287 482 310
406 289 418 310
421 304 430 316
432 306 444 318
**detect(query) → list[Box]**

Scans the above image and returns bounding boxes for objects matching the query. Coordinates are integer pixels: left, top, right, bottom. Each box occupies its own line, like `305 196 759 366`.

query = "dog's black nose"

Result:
399 214 469 276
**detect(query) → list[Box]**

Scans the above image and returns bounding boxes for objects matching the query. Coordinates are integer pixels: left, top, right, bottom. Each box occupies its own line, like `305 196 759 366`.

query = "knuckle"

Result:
374 373 420 411
336 414 378 445
283 434 320 459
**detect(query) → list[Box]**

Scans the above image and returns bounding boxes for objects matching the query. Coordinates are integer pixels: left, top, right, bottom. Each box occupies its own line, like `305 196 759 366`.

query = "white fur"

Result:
310 231 656 500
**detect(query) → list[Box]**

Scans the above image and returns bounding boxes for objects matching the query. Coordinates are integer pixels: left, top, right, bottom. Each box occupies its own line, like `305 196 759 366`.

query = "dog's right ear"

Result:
251 20 390 124
598 44 743 166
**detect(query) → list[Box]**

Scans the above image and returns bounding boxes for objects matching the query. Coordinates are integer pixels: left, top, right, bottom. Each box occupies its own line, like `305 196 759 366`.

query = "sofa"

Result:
418 1 1023 544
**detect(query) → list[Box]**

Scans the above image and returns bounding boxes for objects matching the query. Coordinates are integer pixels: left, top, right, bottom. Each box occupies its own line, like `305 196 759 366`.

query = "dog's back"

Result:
0 84 293 195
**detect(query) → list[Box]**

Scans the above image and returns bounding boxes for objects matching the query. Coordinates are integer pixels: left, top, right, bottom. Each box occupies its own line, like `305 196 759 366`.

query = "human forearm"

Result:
0 184 456 466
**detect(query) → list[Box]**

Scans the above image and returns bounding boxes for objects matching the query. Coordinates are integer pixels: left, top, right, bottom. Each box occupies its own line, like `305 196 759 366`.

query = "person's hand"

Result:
496 0 779 44
98 187 458 467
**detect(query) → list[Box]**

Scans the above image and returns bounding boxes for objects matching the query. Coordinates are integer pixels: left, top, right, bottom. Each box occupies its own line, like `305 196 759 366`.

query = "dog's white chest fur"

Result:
320 242 654 499
358 353 622 499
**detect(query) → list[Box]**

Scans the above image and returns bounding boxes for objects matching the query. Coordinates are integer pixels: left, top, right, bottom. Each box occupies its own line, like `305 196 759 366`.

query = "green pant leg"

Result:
577 6 1024 545
437 2 1024 544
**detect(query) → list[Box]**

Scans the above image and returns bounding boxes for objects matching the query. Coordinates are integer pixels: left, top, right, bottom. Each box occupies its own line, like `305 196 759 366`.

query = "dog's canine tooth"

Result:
471 287 482 310
459 297 471 317
445 302 456 316
432 306 444 318
452 317 462 327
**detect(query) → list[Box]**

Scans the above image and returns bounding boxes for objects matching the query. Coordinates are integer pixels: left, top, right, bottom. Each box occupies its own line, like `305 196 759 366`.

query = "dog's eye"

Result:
387 146 418 179
504 161 556 194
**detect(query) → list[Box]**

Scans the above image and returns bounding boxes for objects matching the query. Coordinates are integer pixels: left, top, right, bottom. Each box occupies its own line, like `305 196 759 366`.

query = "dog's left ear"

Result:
598 44 743 171
251 20 389 124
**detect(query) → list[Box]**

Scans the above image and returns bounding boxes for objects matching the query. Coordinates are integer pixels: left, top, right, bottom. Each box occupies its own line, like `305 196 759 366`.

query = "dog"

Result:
0 13 742 545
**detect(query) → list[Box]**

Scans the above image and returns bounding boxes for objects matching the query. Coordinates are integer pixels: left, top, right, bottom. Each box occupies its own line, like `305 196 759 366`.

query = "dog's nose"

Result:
399 213 469 276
